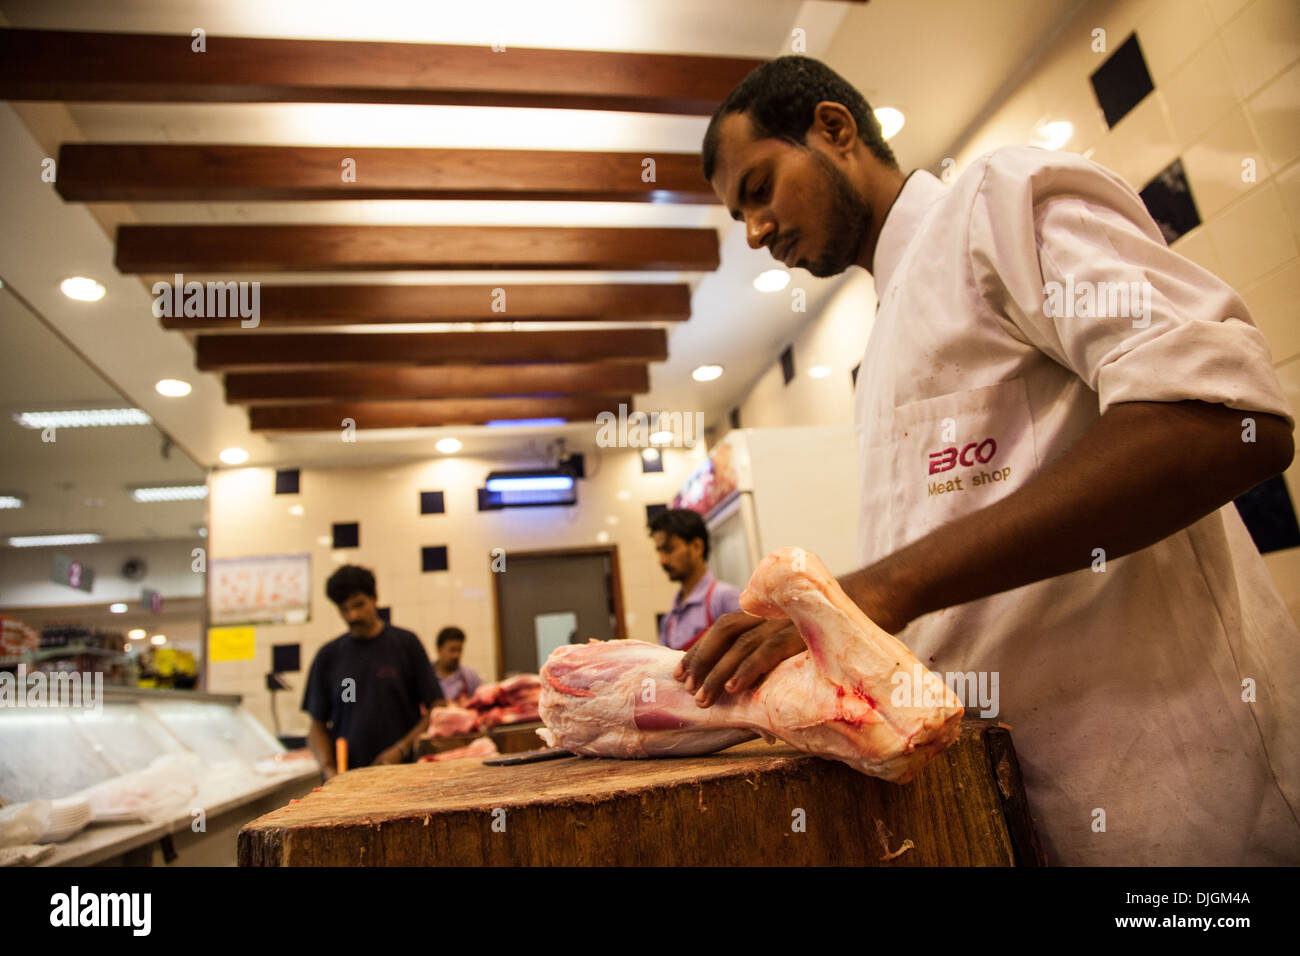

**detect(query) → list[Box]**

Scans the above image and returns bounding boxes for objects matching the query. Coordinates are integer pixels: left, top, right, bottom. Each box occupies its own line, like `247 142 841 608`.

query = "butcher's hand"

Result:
672 612 804 707
372 744 406 765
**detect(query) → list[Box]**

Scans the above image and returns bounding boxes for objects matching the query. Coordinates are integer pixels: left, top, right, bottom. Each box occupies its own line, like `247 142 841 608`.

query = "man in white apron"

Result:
678 56 1300 865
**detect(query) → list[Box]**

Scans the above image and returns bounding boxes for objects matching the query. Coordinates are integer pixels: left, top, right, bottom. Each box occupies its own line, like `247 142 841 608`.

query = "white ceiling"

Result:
0 0 1082 483
0 283 207 542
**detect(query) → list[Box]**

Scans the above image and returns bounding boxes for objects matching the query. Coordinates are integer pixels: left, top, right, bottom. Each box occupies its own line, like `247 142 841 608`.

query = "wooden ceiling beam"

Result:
117 225 719 273
224 363 649 404
57 145 717 204
195 328 667 372
248 396 629 431
156 282 690 329
0 29 763 114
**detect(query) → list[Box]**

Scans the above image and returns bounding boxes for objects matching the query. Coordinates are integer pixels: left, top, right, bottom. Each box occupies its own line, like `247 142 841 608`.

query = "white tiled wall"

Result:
205 443 703 737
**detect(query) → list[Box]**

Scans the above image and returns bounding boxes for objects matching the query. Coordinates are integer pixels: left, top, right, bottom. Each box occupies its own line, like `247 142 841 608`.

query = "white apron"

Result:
853 146 1300 865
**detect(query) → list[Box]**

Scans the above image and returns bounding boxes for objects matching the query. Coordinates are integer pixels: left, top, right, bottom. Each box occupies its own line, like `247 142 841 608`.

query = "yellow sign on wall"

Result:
208 625 256 661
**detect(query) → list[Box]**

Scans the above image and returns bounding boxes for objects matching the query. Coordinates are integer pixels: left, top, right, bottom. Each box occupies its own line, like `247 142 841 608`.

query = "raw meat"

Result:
466 674 541 726
426 706 481 737
418 736 499 762
467 674 541 710
538 547 963 783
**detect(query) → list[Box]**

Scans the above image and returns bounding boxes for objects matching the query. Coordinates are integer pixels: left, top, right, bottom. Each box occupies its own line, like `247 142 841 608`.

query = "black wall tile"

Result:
780 344 795 385
420 490 445 515
274 469 300 495
332 522 359 548
1090 33 1154 127
1140 158 1201 244
1235 475 1300 554
422 545 449 572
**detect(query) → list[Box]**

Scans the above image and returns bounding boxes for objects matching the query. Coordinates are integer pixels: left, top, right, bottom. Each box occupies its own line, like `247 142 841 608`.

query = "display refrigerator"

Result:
672 425 860 589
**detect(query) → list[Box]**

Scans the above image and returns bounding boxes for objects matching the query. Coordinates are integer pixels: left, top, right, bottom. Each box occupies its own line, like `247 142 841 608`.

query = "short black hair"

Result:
437 626 466 648
326 564 375 606
649 508 710 560
702 55 899 183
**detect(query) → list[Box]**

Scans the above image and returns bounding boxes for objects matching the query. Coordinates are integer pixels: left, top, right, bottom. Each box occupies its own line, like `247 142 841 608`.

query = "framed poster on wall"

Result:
209 553 311 625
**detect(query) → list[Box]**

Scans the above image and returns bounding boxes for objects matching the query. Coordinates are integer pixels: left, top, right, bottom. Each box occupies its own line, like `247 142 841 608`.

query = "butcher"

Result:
649 508 743 650
679 55 1300 865
434 626 482 706
302 564 444 778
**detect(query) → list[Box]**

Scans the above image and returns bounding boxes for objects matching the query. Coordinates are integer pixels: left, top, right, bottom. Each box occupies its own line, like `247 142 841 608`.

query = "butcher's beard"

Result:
801 151 872 278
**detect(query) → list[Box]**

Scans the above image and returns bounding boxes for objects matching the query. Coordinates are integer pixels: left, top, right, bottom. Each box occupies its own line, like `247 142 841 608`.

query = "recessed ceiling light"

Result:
809 365 832 379
150 634 167 646
1031 119 1074 151
60 276 106 301
692 364 724 382
131 485 209 503
155 379 192 397
128 628 147 641
219 447 249 465
649 430 674 446
8 533 102 547
753 269 790 292
641 447 660 462
288 504 304 516
13 409 151 429
0 495 24 509
874 107 905 140
435 437 462 454
109 603 128 614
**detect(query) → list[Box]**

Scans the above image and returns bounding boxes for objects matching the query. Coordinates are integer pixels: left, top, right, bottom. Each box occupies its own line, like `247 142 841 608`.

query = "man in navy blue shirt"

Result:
302 565 443 778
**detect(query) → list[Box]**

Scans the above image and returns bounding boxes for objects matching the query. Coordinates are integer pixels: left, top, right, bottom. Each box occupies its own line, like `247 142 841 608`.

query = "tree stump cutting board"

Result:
238 718 1042 866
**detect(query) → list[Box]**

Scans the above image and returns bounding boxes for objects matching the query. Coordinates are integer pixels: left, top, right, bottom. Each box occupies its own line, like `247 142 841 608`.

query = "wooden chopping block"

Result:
238 718 1042 866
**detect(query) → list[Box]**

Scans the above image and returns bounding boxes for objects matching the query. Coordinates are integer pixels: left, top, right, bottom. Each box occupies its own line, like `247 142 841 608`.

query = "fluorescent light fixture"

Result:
128 628 147 641
485 418 566 428
150 634 167 646
809 365 832 379
13 408 151 429
0 495 24 509
219 447 249 465
435 437 463 453
692 365 724 382
109 603 128 614
1031 120 1074 151
641 447 660 462
485 475 574 493
753 269 790 292
131 485 209 503
8 533 102 547
649 430 674 446
875 107 905 140
60 276 106 301
155 378 192 397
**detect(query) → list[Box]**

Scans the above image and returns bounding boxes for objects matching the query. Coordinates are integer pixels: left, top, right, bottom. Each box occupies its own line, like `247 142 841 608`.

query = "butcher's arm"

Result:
679 400 1294 705
307 719 337 780
372 711 432 765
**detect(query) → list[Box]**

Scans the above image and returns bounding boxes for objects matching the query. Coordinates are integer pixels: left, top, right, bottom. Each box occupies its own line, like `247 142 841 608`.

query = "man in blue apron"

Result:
650 508 742 651
677 56 1299 865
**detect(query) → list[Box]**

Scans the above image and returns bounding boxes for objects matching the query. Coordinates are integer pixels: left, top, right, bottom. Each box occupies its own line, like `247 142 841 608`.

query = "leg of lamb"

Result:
538 547 963 783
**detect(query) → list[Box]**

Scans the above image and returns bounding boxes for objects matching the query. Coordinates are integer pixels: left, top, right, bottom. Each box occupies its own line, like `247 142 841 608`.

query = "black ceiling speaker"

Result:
121 557 148 581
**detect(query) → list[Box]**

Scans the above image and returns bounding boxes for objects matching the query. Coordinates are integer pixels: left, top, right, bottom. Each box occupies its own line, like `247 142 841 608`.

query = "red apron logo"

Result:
928 438 997 474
